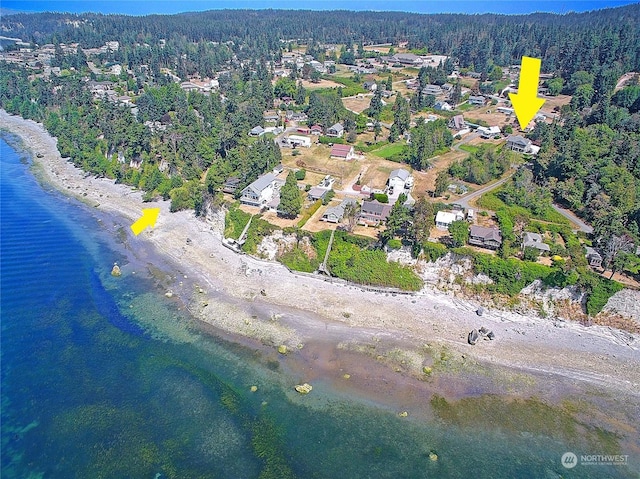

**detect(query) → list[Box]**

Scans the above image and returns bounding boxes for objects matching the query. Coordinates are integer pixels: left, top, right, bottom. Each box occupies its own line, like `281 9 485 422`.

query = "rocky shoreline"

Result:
2 109 640 433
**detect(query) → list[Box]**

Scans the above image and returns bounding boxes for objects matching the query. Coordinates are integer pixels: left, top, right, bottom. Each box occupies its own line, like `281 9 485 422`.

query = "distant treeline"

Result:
2 5 640 75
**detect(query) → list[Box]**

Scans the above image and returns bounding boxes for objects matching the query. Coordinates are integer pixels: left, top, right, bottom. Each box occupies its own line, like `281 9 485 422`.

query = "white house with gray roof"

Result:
387 168 412 195
322 198 358 223
506 135 532 153
240 173 277 207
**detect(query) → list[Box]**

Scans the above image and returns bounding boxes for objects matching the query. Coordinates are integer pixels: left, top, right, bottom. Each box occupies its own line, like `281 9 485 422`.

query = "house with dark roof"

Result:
359 200 392 225
522 232 551 253
468 226 502 250
223 176 241 194
391 53 423 66
330 144 355 160
506 135 532 153
240 173 277 207
322 198 357 223
326 123 344 138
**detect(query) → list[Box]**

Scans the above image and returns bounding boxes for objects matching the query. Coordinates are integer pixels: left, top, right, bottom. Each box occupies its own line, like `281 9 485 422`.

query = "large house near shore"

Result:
522 231 551 253
468 226 503 250
240 173 277 207
359 200 392 225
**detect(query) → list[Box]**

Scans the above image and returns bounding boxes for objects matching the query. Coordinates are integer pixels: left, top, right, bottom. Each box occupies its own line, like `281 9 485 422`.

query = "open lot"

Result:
300 78 344 90
342 94 372 114
280 143 362 188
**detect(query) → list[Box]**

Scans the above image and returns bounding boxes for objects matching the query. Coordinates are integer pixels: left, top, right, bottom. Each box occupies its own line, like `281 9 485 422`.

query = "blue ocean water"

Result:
1 137 637 478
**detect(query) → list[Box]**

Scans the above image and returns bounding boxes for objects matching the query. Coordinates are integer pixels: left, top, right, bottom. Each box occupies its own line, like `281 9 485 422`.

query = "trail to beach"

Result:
2 109 639 415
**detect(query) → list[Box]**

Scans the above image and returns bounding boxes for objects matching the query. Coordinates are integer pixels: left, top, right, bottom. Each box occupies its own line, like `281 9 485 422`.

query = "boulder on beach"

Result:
111 264 122 277
277 345 288 355
468 329 479 345
294 383 312 394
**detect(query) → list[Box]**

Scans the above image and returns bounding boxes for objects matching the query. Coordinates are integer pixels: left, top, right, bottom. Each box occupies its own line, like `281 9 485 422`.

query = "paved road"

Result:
447 172 515 210
551 204 594 233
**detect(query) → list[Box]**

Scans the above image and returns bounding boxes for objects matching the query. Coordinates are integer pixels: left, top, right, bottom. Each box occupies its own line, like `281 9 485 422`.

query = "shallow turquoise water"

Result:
1 137 637 478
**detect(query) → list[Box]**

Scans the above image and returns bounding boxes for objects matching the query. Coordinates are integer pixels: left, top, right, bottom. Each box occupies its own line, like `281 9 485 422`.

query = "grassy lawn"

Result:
458 144 479 153
478 189 570 225
371 142 406 159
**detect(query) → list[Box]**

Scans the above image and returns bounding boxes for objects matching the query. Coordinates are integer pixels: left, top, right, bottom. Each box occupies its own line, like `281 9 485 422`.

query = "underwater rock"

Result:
343 374 351 379
429 451 438 462
111 264 122 277
422 366 433 375
277 345 288 355
295 383 312 394
398 411 408 417
250 386 258 392
165 290 174 298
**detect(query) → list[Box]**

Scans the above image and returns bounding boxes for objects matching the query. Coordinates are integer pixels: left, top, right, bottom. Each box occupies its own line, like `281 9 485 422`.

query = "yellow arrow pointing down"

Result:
509 56 545 130
130 208 160 236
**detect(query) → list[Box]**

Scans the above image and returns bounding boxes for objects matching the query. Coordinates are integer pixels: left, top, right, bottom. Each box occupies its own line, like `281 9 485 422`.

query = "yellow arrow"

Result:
509 56 546 130
130 208 160 236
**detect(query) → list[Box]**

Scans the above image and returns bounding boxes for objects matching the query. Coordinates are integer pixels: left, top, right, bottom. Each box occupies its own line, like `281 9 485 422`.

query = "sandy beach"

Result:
2 109 639 417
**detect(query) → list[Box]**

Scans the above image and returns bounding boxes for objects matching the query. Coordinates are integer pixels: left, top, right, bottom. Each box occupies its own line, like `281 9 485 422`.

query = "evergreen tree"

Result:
279 171 302 218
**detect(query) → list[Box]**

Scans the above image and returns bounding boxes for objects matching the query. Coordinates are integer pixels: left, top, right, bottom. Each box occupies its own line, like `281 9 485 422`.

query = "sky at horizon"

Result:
2 0 639 16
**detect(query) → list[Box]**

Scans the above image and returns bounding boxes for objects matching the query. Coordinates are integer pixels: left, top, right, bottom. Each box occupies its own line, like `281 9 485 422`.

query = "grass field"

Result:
370 142 406 160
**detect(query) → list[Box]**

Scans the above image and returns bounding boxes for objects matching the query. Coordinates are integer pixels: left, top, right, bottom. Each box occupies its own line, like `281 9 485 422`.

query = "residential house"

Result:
330 144 355 160
249 126 265 137
434 101 452 111
478 126 501 139
422 84 443 96
387 168 412 194
310 124 324 135
468 226 503 250
308 187 330 202
468 95 486 106
435 210 465 229
359 200 393 225
585 246 603 268
448 115 466 130
263 111 280 122
322 198 357 223
326 123 345 138
286 111 308 122
522 232 551 253
363 81 377 91
506 135 532 153
222 176 241 194
240 173 277 207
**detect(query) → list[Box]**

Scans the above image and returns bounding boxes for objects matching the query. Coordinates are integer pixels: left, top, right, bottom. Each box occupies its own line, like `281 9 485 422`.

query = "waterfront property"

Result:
435 210 465 229
359 200 392 225
522 231 551 252
468 225 503 250
240 173 278 207
322 198 358 223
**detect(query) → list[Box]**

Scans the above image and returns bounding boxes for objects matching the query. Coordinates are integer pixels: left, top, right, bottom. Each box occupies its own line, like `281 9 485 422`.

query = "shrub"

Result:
224 203 252 240
387 239 403 250
295 169 306 180
373 193 389 203
422 242 447 262
322 189 335 205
